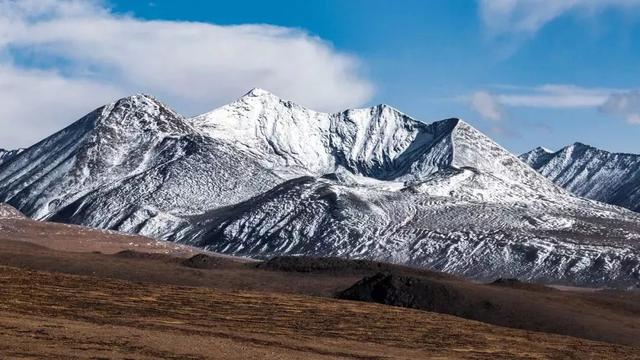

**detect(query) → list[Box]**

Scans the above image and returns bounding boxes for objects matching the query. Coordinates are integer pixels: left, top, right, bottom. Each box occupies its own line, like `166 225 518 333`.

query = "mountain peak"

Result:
99 93 183 126
111 93 167 109
527 146 554 156
346 103 407 119
519 146 558 171
443 117 463 127
244 87 276 98
373 103 398 111
564 142 598 156
570 141 590 148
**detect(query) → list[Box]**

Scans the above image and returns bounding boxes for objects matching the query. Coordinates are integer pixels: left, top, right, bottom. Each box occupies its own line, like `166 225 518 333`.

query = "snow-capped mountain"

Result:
1 89 640 288
0 94 285 237
520 143 640 213
191 89 560 193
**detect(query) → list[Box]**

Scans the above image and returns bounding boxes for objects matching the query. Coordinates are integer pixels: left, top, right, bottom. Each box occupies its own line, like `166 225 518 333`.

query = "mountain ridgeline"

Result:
520 143 640 213
1 89 640 288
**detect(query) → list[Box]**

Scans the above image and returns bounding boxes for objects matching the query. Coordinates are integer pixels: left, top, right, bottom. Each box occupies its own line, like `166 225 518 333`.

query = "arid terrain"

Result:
1 211 640 359
3 265 640 360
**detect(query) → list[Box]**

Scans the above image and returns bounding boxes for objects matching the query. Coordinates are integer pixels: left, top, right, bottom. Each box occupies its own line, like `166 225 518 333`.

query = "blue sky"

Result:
2 0 640 154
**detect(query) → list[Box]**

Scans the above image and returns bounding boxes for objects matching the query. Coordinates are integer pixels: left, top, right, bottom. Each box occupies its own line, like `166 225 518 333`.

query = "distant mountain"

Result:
1 90 640 288
520 143 640 212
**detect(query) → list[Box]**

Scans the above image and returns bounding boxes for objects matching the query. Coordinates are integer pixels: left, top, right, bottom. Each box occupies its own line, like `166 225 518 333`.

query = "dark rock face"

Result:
256 256 449 278
337 271 640 347
180 253 241 269
338 273 482 316
181 254 219 269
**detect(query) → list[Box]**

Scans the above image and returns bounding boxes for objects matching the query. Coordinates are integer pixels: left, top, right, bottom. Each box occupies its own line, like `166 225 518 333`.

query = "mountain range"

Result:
1 89 639 288
521 143 640 213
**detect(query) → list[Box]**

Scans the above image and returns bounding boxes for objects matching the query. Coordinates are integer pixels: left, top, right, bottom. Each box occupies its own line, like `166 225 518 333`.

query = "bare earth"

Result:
1 212 640 358
2 265 639 360
0 215 229 257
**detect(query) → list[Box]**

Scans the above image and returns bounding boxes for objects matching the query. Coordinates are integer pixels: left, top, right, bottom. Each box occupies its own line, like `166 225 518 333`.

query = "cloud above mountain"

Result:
468 84 640 130
0 0 373 148
469 85 615 113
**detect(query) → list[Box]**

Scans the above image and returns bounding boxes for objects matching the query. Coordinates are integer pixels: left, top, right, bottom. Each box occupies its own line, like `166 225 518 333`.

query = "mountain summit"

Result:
1 90 640 287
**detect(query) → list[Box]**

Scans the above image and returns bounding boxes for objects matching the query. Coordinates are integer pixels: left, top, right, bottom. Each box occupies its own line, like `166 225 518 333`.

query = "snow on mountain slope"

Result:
175 174 640 287
1 90 640 287
520 143 640 212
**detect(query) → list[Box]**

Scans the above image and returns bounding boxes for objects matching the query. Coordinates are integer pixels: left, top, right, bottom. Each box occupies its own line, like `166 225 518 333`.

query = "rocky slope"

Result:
520 143 640 212
1 90 640 287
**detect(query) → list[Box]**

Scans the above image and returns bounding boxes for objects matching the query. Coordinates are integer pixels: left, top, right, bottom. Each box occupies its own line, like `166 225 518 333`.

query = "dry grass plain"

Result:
1 212 640 359
1 265 639 360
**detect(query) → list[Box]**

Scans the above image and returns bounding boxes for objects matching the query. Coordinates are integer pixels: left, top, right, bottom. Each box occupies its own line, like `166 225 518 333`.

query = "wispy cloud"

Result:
470 91 505 122
478 0 640 37
467 84 640 128
497 85 612 108
469 84 613 111
0 0 373 148
468 91 518 137
600 90 640 125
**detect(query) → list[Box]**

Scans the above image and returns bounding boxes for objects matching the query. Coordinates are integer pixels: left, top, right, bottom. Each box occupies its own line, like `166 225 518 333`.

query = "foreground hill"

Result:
521 143 640 213
1 91 640 287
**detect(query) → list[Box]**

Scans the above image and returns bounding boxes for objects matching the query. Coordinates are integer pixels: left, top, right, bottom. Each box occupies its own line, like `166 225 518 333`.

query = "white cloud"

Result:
0 0 373 148
599 90 640 125
479 0 640 36
470 91 504 122
468 84 640 126
468 84 610 120
0 65 121 148
497 84 611 108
